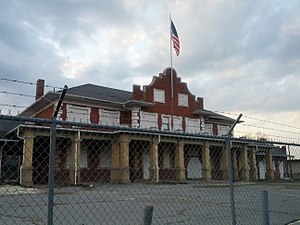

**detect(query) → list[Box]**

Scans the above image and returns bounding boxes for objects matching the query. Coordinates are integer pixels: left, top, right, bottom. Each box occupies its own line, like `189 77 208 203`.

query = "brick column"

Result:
20 130 35 187
119 134 130 183
149 137 159 183
221 145 228 180
202 142 211 181
240 145 250 181
232 148 239 181
249 147 258 181
266 149 274 180
175 140 186 182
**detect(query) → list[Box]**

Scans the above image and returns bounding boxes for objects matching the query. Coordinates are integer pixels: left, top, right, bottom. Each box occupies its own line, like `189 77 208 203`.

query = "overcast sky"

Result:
0 0 300 142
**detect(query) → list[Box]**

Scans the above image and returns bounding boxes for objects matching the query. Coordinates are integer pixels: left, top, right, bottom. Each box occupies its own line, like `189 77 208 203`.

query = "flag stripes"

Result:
171 20 180 56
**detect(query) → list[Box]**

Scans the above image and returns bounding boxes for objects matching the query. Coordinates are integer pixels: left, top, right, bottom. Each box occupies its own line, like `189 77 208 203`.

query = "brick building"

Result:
0 68 288 186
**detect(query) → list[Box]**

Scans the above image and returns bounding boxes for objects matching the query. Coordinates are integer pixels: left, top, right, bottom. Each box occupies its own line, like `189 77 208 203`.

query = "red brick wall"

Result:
132 68 204 129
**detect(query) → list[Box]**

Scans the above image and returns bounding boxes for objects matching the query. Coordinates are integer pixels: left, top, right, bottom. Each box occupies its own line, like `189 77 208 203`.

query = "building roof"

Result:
193 109 236 124
67 84 132 103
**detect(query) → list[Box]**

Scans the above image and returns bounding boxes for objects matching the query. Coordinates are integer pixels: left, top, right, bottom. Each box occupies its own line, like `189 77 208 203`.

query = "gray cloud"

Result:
0 0 300 137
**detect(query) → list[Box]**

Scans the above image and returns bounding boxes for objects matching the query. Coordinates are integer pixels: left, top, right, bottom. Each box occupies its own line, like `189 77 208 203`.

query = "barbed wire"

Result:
215 110 300 130
235 129 300 142
0 90 35 98
240 123 300 136
0 77 63 90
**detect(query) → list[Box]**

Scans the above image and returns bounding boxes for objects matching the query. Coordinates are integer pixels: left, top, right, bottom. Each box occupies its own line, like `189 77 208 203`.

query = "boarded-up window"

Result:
186 118 200 133
100 147 111 168
140 112 158 129
178 93 188 107
173 116 183 131
218 125 230 136
67 105 90 123
100 110 120 126
153 89 165 103
204 124 213 135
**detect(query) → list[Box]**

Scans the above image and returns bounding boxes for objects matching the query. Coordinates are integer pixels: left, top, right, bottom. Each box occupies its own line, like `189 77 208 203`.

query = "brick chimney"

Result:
132 84 142 100
196 97 204 110
35 79 45 100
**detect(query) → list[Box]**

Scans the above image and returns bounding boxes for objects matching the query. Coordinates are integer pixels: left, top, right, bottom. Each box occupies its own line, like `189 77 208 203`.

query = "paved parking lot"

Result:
1 181 300 224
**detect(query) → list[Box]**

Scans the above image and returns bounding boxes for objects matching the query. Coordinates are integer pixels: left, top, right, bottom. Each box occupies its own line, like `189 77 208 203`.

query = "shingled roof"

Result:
67 84 132 103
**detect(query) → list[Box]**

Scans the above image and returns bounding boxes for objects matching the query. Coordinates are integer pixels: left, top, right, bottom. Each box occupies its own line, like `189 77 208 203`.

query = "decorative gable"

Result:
131 68 204 116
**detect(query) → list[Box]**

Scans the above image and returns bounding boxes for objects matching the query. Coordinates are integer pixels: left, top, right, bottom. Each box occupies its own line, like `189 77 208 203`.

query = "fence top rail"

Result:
1 114 300 147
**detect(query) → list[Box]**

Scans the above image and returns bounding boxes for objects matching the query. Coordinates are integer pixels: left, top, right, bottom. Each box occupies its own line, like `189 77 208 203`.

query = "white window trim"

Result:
161 114 171 131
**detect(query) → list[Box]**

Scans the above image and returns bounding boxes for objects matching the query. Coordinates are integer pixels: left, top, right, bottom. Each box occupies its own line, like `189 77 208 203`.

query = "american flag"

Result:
171 20 180 56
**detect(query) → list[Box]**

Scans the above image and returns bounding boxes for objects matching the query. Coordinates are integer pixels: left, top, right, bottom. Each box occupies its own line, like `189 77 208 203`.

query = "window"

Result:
178 93 188 107
204 124 213 135
163 150 170 168
162 115 171 131
100 110 120 126
100 147 111 168
140 112 158 129
67 105 90 123
80 147 88 168
218 125 230 136
173 116 182 131
185 118 200 133
153 89 165 103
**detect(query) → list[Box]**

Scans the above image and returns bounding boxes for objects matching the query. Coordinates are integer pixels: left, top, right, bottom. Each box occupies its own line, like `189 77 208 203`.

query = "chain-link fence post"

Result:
47 85 67 225
226 113 242 225
262 190 270 225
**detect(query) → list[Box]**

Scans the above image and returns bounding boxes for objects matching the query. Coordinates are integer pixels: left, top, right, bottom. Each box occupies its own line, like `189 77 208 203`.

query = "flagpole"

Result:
169 13 174 99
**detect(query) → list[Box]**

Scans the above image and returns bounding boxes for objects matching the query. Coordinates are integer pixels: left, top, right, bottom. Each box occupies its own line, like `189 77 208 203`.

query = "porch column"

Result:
175 140 186 182
149 137 159 183
119 134 130 183
20 130 35 187
266 149 274 180
110 138 120 182
221 144 228 180
232 148 239 181
240 145 250 181
249 147 258 181
202 142 211 182
69 134 81 185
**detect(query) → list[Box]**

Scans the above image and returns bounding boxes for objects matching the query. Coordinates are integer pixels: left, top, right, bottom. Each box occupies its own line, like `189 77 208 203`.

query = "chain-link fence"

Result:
1 115 300 225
